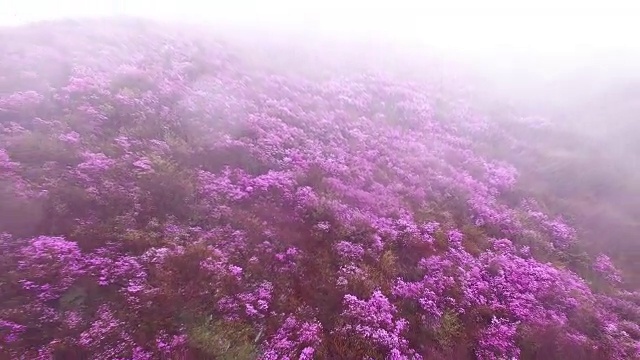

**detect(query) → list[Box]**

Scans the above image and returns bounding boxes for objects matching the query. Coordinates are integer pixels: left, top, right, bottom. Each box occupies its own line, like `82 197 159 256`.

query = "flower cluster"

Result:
339 291 419 357
595 254 623 284
260 315 323 359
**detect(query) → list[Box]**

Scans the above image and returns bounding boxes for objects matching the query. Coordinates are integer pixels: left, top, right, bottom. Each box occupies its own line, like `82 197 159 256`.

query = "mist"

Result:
4 1 640 113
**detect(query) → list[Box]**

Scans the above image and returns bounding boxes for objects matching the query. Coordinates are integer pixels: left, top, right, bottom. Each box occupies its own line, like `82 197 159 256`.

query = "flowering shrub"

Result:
595 254 623 285
0 18 638 359
338 291 416 357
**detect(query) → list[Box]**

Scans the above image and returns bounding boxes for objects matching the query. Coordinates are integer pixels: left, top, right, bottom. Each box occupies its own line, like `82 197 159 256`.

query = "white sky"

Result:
1 0 639 59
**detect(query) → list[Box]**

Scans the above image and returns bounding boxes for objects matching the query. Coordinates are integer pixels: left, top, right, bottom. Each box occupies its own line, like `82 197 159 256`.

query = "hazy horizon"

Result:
3 1 639 59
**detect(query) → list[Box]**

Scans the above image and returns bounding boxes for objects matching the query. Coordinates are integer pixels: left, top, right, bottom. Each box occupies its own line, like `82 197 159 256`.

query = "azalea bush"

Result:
1 19 639 359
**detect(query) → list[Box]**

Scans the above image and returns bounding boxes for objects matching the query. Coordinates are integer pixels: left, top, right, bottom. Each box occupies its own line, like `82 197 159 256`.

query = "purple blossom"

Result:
422 221 440 234
334 241 365 261
132 157 154 172
544 217 576 248
300 346 315 360
155 330 188 355
594 254 623 284
339 291 419 357
0 148 18 171
475 317 520 360
484 161 518 192
58 131 81 144
0 320 26 343
218 281 273 320
115 135 132 150
260 316 322 359
314 221 331 232
16 236 86 300
77 151 115 173
447 229 464 248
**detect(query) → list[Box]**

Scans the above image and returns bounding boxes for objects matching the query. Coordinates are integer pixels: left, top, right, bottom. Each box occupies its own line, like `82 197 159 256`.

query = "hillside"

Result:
1 19 639 359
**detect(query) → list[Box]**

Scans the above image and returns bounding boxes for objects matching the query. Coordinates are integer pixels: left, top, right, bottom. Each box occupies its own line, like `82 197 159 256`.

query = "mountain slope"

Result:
1 19 639 359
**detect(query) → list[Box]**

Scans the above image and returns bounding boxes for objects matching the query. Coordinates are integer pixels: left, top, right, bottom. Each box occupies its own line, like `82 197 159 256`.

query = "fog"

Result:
4 1 639 56
4 3 639 176
2 1 640 249
3 2 639 155
4 1 640 99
